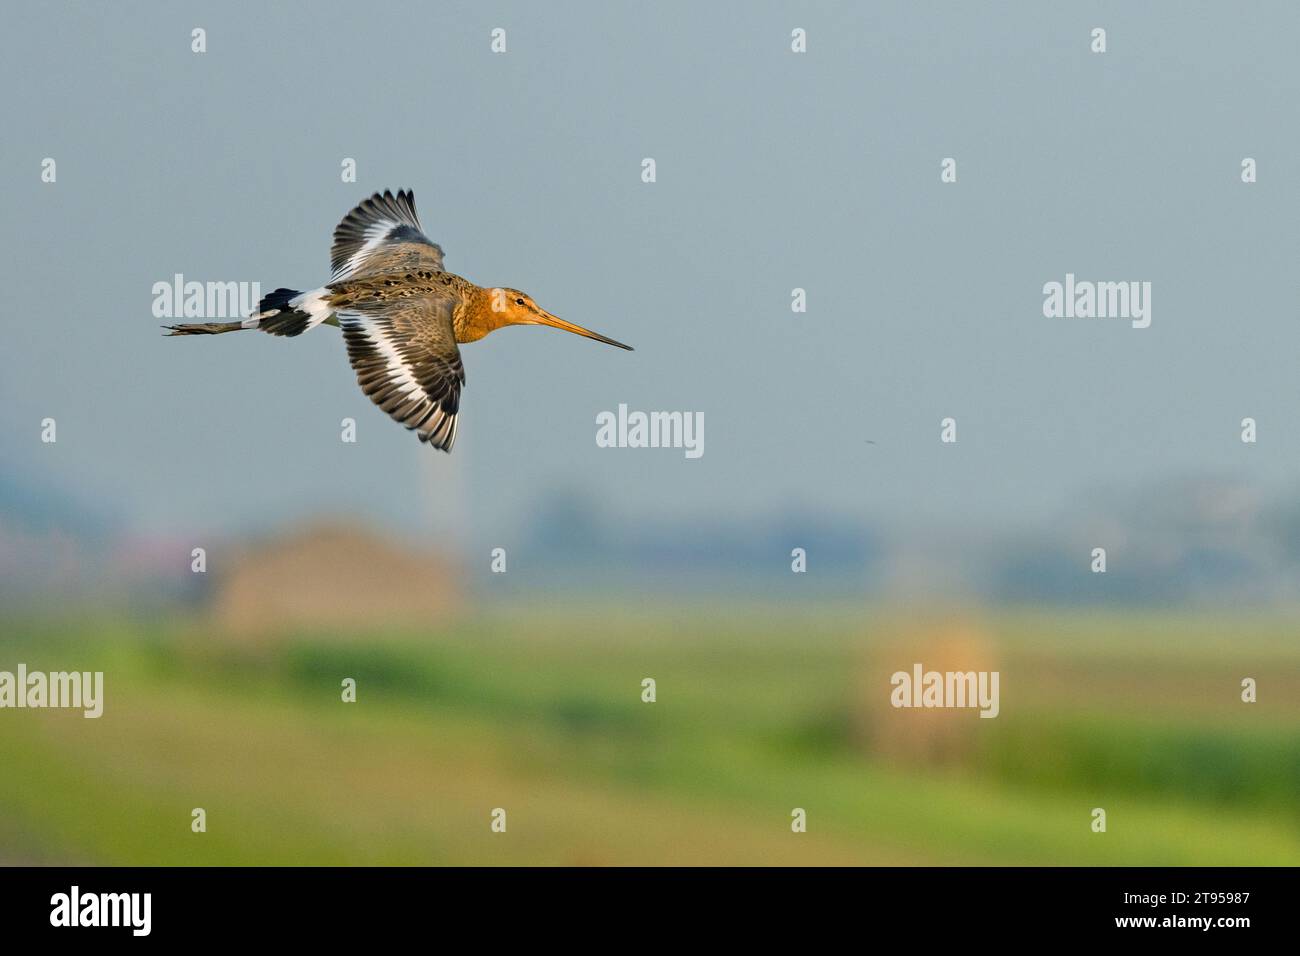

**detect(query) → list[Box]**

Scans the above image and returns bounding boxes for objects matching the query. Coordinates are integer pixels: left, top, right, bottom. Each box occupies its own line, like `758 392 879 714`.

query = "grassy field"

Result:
1 605 1297 865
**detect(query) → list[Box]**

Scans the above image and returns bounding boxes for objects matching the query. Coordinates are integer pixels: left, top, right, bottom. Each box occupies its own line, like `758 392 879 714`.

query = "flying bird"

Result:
165 189 632 451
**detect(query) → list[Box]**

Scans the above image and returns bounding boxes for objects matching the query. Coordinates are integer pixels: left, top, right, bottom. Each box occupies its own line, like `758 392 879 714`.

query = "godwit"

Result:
166 190 632 451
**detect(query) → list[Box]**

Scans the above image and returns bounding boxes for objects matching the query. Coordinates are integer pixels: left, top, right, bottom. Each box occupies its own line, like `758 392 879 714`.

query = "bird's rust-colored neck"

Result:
453 285 506 343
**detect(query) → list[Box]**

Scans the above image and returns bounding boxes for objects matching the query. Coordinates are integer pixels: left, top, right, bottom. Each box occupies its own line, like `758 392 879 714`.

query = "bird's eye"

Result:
515 297 525 306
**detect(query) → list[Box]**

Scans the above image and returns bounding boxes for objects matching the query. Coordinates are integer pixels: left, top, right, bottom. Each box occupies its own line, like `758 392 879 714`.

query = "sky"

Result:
1 1 1297 553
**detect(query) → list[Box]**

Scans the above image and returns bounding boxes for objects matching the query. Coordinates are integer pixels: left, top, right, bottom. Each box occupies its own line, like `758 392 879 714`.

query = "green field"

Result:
1 606 1297 865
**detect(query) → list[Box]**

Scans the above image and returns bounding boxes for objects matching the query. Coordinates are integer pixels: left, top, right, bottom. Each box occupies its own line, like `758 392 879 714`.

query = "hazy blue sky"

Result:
2 1 1297 549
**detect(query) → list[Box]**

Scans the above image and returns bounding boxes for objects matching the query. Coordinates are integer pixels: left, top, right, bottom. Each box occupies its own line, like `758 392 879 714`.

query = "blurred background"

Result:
2 1 1299 864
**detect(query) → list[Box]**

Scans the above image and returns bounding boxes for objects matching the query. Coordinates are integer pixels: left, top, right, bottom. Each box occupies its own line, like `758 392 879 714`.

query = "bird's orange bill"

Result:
531 310 633 350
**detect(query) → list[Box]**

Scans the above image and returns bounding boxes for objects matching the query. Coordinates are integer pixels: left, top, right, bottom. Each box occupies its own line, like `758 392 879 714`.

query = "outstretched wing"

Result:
337 295 465 451
330 189 446 281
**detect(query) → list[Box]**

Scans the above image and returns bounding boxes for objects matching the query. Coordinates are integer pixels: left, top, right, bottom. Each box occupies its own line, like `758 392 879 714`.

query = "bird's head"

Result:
488 287 633 350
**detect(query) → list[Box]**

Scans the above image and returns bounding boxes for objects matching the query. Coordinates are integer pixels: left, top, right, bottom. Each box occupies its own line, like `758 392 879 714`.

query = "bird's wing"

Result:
337 294 465 451
330 189 446 281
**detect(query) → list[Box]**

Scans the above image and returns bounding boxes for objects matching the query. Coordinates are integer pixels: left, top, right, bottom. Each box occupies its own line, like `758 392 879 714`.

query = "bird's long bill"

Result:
533 310 633 350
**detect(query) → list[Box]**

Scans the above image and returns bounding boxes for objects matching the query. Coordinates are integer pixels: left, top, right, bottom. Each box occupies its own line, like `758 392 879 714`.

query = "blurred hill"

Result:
0 463 131 608
497 488 882 597
501 476 1300 607
984 476 1300 606
6 462 1300 609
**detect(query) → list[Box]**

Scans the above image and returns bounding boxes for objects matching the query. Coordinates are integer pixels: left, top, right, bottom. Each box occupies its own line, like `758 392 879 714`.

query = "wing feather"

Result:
330 189 446 281
337 295 465 451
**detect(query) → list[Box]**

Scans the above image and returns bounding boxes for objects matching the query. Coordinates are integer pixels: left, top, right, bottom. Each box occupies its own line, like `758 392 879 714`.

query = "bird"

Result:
165 189 632 451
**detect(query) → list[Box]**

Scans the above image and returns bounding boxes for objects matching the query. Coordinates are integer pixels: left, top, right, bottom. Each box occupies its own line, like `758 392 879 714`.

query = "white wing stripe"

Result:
331 223 399 281
344 312 424 397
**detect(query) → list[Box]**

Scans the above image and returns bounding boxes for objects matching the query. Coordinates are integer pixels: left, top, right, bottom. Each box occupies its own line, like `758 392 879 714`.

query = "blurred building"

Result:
211 522 462 635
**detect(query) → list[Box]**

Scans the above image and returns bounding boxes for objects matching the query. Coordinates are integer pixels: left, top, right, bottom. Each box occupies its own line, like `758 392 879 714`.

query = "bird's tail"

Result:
164 287 334 337
247 287 316 337
250 287 336 337
163 320 245 336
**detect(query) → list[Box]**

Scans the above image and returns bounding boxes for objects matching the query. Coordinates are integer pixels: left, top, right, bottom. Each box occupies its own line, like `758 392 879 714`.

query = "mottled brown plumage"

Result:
165 189 632 452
